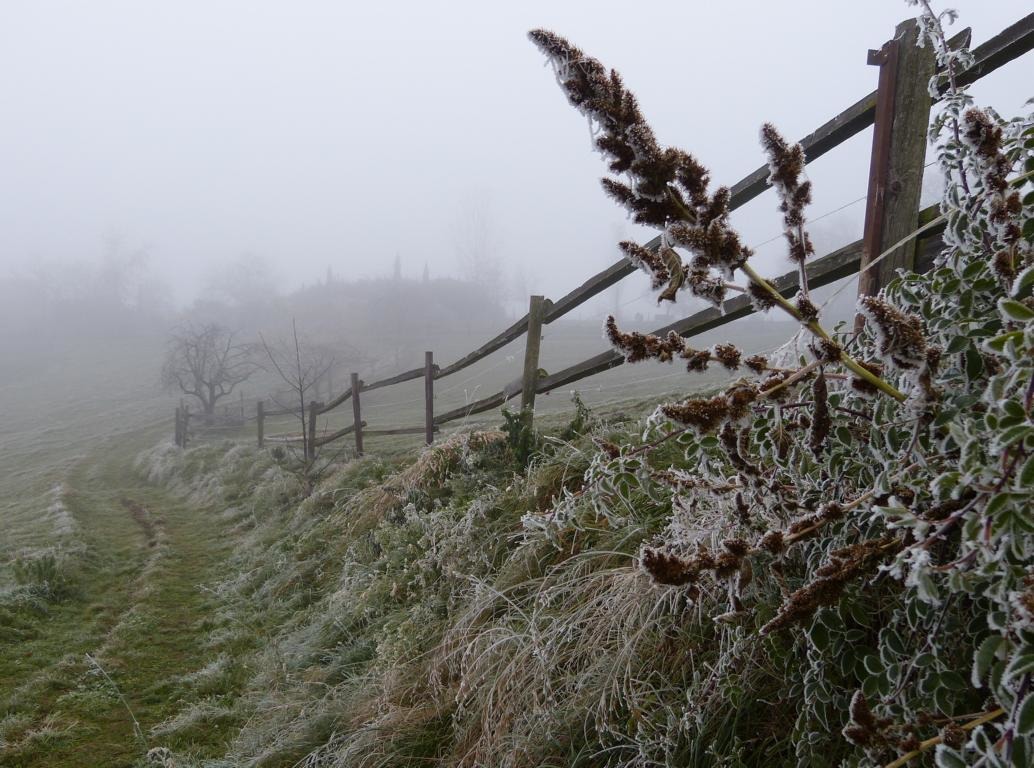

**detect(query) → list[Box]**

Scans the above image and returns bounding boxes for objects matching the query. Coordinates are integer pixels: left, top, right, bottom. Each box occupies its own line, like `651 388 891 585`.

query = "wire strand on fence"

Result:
819 165 1033 310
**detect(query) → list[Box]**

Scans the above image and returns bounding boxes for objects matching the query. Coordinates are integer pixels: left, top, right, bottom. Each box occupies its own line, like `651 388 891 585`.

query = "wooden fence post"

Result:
182 405 190 448
256 400 264 448
521 295 546 417
857 18 936 305
307 401 319 461
351 373 363 457
424 351 435 445
174 406 182 447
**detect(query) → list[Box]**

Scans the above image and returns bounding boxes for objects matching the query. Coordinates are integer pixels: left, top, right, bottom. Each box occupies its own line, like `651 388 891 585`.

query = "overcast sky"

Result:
1 1 1030 311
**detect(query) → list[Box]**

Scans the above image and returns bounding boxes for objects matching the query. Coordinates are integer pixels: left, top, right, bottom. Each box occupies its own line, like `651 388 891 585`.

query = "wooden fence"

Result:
175 14 1034 458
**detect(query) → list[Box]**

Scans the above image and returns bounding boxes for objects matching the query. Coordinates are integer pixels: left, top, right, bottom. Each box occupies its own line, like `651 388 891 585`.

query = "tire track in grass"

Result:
0 434 236 767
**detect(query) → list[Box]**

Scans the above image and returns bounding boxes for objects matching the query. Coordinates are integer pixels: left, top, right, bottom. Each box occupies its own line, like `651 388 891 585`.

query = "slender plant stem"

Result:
739 263 907 402
883 707 1005 768
760 359 823 399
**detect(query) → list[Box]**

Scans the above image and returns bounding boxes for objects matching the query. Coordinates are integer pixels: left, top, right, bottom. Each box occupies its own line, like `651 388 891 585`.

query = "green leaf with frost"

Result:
999 298 1034 322
1019 693 1034 736
1019 453 1034 488
973 635 1004 688
935 746 967 768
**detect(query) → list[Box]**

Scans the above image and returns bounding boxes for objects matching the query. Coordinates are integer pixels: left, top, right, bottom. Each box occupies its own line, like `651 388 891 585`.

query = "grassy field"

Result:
0 309 789 766
0 342 247 765
0 344 167 574
0 429 235 766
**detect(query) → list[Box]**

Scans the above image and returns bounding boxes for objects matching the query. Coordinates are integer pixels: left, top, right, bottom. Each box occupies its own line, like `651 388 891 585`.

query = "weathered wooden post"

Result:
424 351 435 446
857 17 936 308
351 373 363 456
521 295 546 417
307 401 319 461
256 400 265 448
174 406 182 447
182 405 191 448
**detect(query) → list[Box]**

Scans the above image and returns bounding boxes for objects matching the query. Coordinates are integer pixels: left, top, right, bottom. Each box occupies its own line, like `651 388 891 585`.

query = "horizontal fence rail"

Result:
207 13 1031 459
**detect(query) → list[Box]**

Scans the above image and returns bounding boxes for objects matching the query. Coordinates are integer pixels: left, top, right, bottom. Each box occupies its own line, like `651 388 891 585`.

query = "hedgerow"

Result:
520 1 1034 765
139 3 1032 767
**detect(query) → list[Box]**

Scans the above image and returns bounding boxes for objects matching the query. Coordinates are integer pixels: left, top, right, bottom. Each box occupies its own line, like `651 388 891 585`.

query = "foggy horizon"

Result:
2 3 1033 765
2 0 1030 314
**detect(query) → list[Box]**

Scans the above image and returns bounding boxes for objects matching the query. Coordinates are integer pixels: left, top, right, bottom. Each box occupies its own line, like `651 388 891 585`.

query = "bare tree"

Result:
259 318 334 461
161 323 255 419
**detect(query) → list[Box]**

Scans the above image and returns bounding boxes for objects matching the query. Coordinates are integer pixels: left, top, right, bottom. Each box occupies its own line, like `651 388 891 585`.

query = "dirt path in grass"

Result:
0 433 233 767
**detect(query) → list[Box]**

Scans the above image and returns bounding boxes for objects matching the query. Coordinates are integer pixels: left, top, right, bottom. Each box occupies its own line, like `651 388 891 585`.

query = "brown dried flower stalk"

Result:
605 317 748 374
959 108 1028 286
760 123 816 266
760 536 902 635
660 395 736 435
529 28 907 407
808 371 831 456
842 691 893 747
744 354 769 373
856 296 928 370
961 109 1022 241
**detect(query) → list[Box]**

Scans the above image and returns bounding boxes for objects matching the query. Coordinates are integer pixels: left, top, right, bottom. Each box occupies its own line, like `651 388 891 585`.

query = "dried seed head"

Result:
726 383 759 421
842 725 874 747
761 536 900 635
748 280 778 312
961 108 1003 170
722 538 750 557
682 346 713 372
795 291 820 323
661 395 729 434
850 359 886 398
640 547 696 586
529 28 758 314
808 371 831 457
712 343 742 370
606 317 706 367
619 240 670 290
760 530 785 555
720 423 759 477
760 123 816 265
759 370 796 401
941 724 966 750
744 354 769 373
528 29 697 227
786 501 843 539
734 491 750 524
898 734 920 752
842 692 886 748
849 690 878 732
992 249 1016 285
714 550 743 579
809 337 842 364
857 296 927 370
820 502 844 522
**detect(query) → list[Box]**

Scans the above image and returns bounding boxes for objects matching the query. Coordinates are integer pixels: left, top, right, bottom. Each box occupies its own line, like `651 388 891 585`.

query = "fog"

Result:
1 1 1028 308
0 0 1031 408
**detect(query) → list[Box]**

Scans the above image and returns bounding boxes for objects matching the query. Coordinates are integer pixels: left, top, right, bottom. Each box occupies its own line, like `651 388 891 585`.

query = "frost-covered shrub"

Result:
516 2 1034 766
